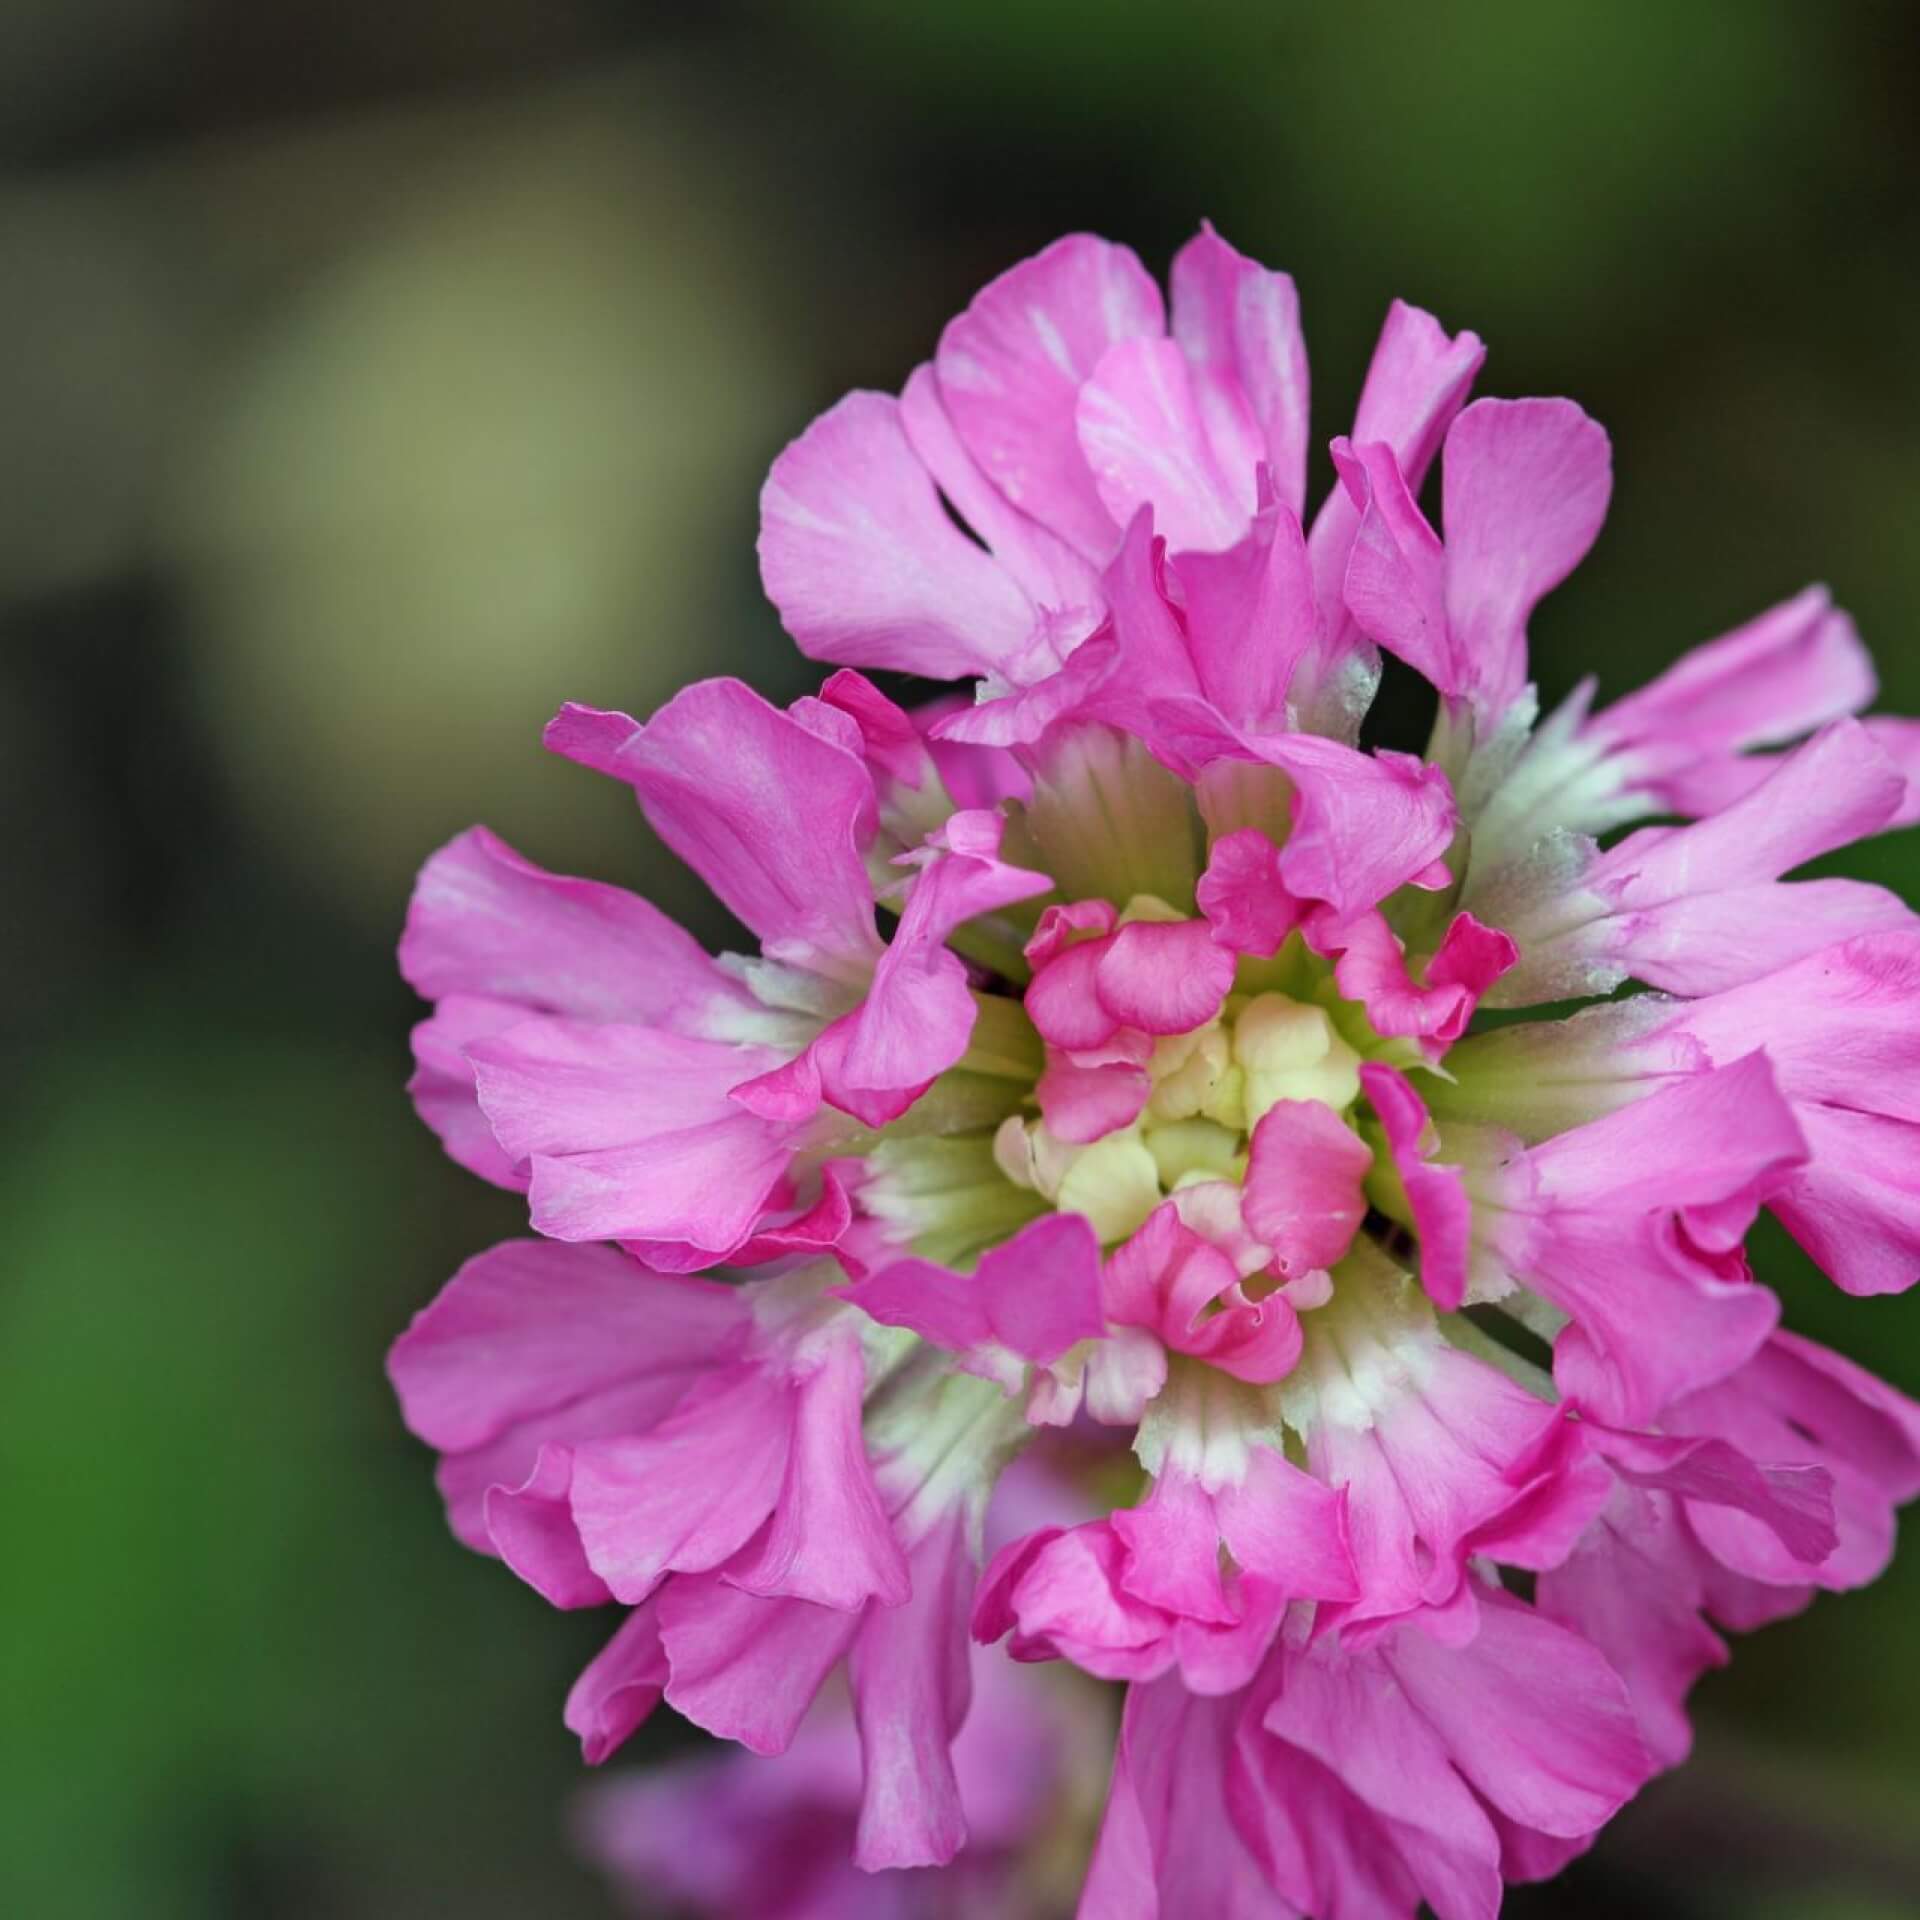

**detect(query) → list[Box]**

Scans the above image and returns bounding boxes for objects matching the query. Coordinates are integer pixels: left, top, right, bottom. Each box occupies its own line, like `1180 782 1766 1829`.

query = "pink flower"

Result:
391 226 1920 1916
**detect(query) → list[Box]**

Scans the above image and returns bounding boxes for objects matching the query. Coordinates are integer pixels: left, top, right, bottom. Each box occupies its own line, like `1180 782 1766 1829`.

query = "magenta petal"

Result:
977 1212 1108 1364
1440 397 1613 723
565 1601 669 1765
1170 223 1311 516
1242 1099 1373 1274
849 1511 975 1870
1095 919 1237 1034
1077 335 1253 554
758 388 1040 679
545 681 880 976
659 1574 864 1757
935 232 1164 561
1025 936 1122 1050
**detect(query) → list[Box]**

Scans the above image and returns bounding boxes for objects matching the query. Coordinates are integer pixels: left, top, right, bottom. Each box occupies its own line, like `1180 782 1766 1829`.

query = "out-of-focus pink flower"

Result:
391 226 1920 1918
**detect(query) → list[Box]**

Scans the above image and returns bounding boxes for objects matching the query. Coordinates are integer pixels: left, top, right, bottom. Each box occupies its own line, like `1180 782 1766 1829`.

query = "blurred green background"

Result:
3 2 1919 1915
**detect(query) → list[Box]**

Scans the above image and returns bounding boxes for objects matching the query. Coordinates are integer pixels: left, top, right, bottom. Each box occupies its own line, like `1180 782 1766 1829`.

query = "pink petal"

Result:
1360 1063 1472 1310
1383 1590 1649 1838
898 362 1105 619
483 1443 609 1608
1332 435 1451 692
1196 827 1302 956
1440 397 1613 723
1175 491 1318 734
1317 907 1514 1059
1077 336 1253 553
1241 1099 1373 1274
569 1367 795 1603
545 681 880 977
849 1511 976 1870
758 388 1040 679
565 1602 669 1765
1025 935 1122 1050
659 1573 863 1756
1587 586 1877 812
1212 1450 1358 1598
1095 918 1237 1035
1258 733 1457 918
406 994 535 1188
1769 1102 1920 1296
1036 1052 1152 1143
723 1337 910 1612
1865 715 1920 827
1170 223 1311 516
1594 718 1905 904
1111 1473 1237 1625
935 232 1164 561
388 1237 744 1454
399 825 754 1030
467 1017 793 1252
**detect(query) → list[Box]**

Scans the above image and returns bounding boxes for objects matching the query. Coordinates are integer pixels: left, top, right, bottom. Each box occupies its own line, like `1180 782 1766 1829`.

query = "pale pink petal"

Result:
545 682 880 977
1440 398 1613 723
935 233 1164 560
724 1337 911 1612
388 1237 744 1453
849 1511 976 1870
659 1573 864 1756
1077 336 1253 553
467 1017 793 1252
1170 223 1311 515
758 388 1042 679
399 825 755 1030
1242 1100 1372 1275
566 1601 668 1764
1664 1332 1920 1594
1095 919 1238 1035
